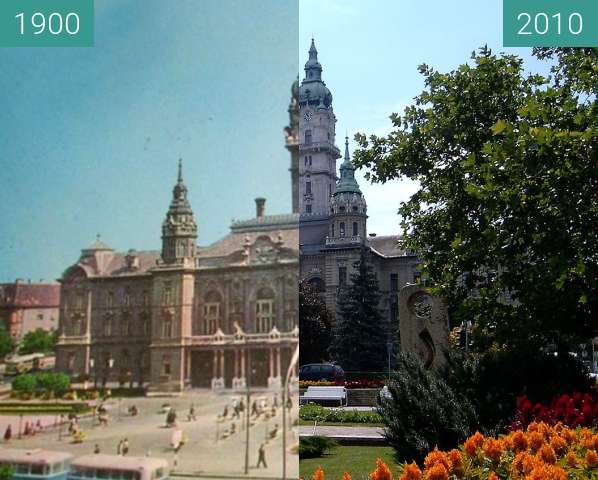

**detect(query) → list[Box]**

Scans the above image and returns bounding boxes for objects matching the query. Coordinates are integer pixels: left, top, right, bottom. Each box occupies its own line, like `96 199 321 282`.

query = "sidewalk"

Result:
299 425 385 444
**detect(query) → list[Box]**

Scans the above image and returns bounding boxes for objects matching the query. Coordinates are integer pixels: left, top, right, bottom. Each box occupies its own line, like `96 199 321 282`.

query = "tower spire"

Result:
177 158 183 183
344 136 350 161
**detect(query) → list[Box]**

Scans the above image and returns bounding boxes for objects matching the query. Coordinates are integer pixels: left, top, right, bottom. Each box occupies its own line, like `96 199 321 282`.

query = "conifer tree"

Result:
329 249 387 372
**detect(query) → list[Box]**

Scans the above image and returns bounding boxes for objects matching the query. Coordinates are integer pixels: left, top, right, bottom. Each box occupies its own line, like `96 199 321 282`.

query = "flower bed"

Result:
299 379 386 389
300 404 382 424
304 421 597 479
510 392 598 430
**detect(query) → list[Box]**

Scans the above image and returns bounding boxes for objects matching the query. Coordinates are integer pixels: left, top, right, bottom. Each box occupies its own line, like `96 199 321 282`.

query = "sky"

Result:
1 0 552 282
299 0 550 237
0 0 298 282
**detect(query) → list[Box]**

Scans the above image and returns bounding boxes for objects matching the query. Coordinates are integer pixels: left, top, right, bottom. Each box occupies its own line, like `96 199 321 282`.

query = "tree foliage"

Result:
19 328 57 355
299 281 332 364
329 249 387 372
0 325 15 359
378 353 476 464
354 47 598 351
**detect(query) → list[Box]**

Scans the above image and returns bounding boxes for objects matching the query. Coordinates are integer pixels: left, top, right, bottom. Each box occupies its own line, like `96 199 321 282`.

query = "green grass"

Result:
300 445 400 480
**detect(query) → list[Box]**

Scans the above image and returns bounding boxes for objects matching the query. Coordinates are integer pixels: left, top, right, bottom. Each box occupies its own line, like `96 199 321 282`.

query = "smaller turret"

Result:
327 137 367 246
161 159 198 265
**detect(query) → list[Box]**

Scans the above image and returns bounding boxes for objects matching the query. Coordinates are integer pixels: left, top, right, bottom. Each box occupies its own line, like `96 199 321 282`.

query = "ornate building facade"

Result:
56 100 300 393
298 39 421 343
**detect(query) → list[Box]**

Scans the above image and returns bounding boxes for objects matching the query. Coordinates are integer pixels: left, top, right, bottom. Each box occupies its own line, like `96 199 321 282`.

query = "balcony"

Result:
325 235 363 246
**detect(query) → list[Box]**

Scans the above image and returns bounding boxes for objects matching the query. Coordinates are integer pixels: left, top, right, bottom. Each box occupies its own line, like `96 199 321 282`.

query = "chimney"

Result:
255 198 266 218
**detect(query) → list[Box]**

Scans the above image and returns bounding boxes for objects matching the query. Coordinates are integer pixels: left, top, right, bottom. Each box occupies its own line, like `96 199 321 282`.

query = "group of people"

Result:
2 418 45 442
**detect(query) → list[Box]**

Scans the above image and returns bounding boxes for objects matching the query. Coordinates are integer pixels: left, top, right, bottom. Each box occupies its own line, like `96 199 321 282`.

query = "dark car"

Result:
299 363 345 382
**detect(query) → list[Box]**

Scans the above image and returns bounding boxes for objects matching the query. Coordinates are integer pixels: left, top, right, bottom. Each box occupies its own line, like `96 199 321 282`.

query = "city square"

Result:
1 389 298 478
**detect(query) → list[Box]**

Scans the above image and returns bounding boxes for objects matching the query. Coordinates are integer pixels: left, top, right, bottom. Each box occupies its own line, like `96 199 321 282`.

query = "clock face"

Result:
303 111 312 122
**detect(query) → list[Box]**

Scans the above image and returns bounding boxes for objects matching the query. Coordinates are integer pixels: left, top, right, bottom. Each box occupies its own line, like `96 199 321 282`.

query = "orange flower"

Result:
511 451 535 477
511 430 528 453
527 431 544 452
488 473 499 480
537 444 557 465
586 449 598 468
560 428 576 445
342 473 352 480
312 467 324 480
463 431 484 457
482 438 503 463
566 450 577 468
399 463 422 480
424 463 448 480
580 429 595 450
447 449 464 476
527 464 567 480
550 435 567 455
370 458 393 480
423 448 450 471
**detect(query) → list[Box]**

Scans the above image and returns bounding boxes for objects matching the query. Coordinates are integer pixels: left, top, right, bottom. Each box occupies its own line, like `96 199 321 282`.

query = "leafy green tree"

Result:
329 250 387 372
0 325 15 359
299 281 332 364
36 371 70 396
354 47 598 352
19 328 57 355
12 373 37 394
379 353 476 463
0 465 15 480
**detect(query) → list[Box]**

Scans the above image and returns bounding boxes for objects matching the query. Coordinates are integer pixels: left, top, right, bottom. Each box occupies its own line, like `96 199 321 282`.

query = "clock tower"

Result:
298 39 341 220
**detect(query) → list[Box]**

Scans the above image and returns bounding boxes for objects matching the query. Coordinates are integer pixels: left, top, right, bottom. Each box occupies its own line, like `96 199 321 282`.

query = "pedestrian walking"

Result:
117 439 123 455
256 443 267 468
122 438 129 456
4 424 12 442
94 444 100 454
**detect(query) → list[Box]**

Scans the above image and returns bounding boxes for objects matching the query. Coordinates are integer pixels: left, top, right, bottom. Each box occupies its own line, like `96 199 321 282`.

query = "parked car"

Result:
299 363 345 382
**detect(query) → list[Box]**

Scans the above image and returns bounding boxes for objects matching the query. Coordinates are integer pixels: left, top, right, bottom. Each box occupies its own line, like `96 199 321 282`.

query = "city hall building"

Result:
297 39 421 339
56 90 301 393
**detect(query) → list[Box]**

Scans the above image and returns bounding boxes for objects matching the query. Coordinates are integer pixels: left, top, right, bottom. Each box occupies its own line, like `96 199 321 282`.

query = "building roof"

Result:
368 235 414 258
65 212 299 279
71 454 168 471
0 283 60 308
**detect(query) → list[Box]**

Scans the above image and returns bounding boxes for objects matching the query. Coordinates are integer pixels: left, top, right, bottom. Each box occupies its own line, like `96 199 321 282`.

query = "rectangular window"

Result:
306 181 311 194
106 291 114 309
338 266 347 286
162 356 171 376
104 317 112 336
256 300 274 333
203 302 220 334
352 222 358 236
305 204 312 213
305 130 312 144
390 273 399 292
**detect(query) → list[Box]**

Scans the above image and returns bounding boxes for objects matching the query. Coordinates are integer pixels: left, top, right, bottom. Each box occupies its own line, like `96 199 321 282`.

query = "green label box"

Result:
0 0 94 47
504 0 598 47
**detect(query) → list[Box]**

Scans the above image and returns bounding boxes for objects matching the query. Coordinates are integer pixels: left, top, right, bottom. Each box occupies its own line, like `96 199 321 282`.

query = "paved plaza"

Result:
0 390 299 479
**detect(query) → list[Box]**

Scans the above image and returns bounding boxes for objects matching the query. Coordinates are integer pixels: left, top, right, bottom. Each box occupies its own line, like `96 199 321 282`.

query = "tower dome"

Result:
299 38 332 109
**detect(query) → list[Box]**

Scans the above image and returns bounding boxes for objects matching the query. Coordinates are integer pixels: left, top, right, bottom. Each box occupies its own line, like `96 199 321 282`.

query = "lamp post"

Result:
89 358 96 389
108 358 115 389
244 364 256 476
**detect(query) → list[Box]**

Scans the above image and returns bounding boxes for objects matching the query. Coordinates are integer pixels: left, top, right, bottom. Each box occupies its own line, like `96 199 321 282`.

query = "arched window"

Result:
331 223 335 237
353 222 358 236
256 287 275 333
339 222 345 237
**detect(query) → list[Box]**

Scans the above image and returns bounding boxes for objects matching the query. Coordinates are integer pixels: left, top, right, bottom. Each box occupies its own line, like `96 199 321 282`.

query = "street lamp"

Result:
89 358 96 388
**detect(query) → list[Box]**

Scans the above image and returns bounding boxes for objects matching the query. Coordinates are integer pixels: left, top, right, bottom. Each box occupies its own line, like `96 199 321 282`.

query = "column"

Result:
276 347 281 378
